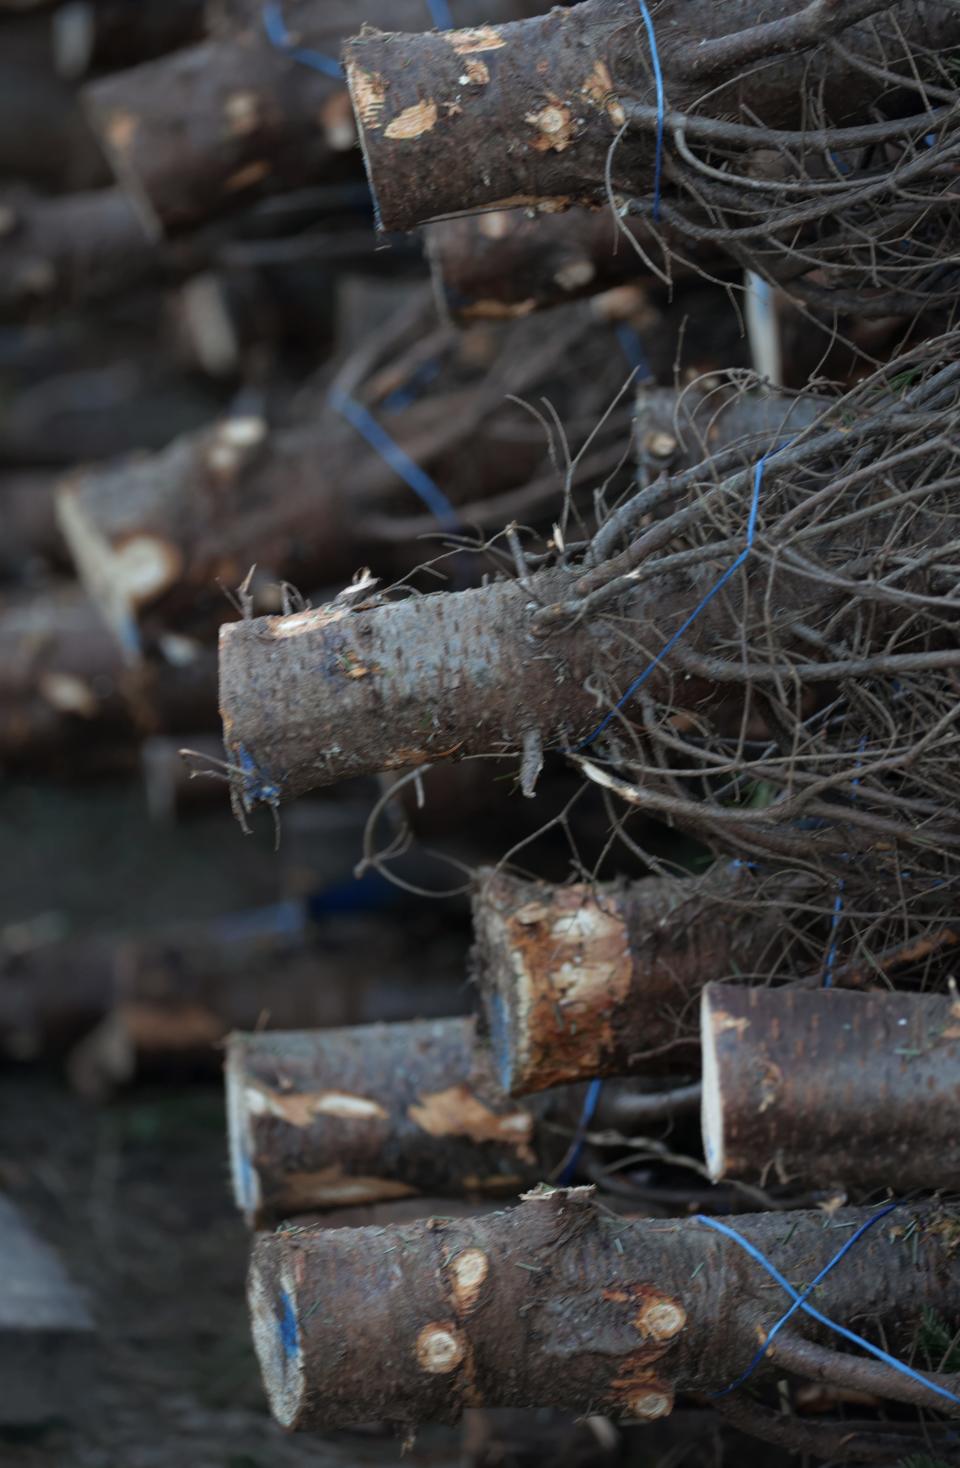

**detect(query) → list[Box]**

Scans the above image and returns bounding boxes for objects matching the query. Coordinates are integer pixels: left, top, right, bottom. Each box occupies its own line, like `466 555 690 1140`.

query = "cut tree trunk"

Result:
58 295 638 654
0 186 198 321
55 412 351 657
471 864 800 1095
51 0 207 80
215 551 802 806
225 1016 579 1226
0 894 463 1076
82 0 550 235
701 982 960 1191
344 0 959 233
424 207 729 322
0 584 217 769
248 1186 960 1428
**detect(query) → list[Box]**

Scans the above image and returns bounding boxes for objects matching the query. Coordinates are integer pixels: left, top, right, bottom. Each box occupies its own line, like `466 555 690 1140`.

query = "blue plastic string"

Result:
636 0 665 221
262 0 343 77
557 1077 603 1185
576 446 773 751
426 0 454 27
264 0 451 76
698 1210 960 1408
615 322 652 377
822 879 845 987
330 388 460 526
382 356 442 413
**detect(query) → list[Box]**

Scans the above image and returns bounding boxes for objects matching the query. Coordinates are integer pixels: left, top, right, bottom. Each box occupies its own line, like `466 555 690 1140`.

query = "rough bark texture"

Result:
424 207 729 321
82 0 549 234
701 982 960 1191
217 567 714 805
472 864 796 1095
225 1016 577 1226
345 0 960 232
248 1187 960 1428
56 413 351 657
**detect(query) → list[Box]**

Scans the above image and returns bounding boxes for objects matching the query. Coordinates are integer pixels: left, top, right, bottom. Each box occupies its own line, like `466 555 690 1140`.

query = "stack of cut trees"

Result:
209 4 960 1462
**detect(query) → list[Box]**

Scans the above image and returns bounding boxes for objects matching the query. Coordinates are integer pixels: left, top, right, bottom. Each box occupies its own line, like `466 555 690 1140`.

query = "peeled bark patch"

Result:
701 983 960 1191
344 0 960 233
248 1188 960 1428
225 1016 576 1226
473 865 797 1094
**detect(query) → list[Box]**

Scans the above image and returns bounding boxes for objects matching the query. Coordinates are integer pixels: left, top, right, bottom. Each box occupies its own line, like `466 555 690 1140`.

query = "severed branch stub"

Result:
472 864 800 1095
701 982 960 1191
248 1186 960 1431
226 1016 580 1227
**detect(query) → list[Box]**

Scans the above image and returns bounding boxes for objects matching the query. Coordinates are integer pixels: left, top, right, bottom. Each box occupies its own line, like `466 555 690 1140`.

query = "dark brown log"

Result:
0 15 107 192
0 187 172 321
51 0 206 79
58 296 637 653
55 411 350 655
700 982 960 1191
225 1016 577 1225
345 0 959 233
215 553 762 806
0 584 217 768
424 208 729 322
472 864 797 1095
0 470 64 575
82 0 549 235
248 1187 960 1429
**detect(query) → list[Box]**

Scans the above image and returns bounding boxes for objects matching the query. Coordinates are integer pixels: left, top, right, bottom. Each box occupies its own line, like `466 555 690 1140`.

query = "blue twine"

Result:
264 0 451 77
615 322 651 377
557 1078 603 1185
698 1209 960 1408
576 445 773 751
262 0 343 78
330 388 460 526
822 879 845 987
382 356 442 413
636 1 665 221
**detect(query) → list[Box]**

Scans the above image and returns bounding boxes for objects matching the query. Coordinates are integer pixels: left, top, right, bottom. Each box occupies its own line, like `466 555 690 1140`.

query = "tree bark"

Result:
1 897 463 1073
0 186 198 321
225 1016 579 1226
424 207 729 322
248 1187 960 1429
51 0 206 80
0 584 217 769
82 0 550 235
344 0 959 232
55 412 352 657
472 864 801 1095
701 982 960 1191
58 297 633 654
